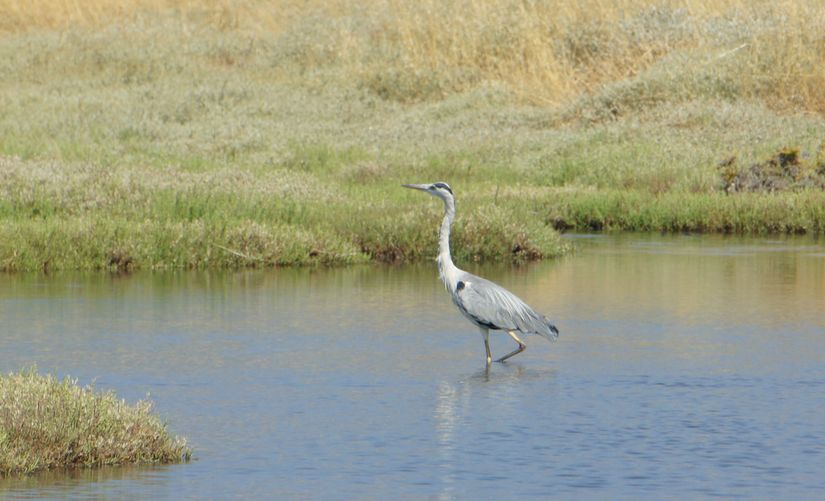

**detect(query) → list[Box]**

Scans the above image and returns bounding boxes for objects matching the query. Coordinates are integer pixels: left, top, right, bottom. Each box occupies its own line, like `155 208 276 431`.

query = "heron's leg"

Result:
495 330 526 363
479 327 492 365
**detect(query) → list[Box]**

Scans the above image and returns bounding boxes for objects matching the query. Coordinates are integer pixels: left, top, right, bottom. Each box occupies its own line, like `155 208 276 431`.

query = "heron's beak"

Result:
402 183 429 192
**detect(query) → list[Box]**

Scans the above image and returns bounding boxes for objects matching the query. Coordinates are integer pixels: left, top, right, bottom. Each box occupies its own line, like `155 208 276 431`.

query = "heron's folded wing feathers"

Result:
458 276 557 339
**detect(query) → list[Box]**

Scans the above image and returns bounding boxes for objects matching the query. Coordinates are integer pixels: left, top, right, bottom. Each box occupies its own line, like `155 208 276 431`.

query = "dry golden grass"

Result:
0 0 272 32
2 0 823 112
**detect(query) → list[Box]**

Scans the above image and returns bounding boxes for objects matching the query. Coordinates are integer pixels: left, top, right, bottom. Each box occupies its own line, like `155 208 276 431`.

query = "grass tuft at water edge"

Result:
0 368 190 476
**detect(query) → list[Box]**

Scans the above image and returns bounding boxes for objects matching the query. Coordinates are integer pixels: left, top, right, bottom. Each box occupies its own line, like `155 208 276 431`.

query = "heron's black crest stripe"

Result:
456 281 465 292
432 182 453 194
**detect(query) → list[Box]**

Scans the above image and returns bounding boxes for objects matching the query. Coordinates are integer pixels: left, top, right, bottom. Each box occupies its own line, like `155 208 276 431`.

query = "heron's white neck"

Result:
437 195 460 289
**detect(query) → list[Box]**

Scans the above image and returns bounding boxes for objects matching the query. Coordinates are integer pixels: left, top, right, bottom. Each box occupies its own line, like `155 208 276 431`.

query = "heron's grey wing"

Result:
454 274 559 340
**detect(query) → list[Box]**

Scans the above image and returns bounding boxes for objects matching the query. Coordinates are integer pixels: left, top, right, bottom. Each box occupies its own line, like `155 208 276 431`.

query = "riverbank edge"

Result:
2 189 823 272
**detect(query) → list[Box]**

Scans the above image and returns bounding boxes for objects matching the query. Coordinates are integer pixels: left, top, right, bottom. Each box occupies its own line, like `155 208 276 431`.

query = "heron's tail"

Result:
543 316 560 341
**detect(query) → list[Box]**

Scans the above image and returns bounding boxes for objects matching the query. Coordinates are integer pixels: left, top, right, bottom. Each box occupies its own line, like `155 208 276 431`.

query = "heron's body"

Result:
404 182 559 365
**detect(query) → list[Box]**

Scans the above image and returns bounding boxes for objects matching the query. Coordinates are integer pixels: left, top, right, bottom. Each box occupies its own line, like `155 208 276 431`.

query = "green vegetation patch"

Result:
0 153 570 271
548 190 825 234
0 369 190 476
1 8 825 271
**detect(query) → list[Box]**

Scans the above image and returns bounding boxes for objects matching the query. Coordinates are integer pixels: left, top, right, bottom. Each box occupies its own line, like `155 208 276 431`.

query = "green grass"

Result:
0 155 567 271
1 8 824 271
548 190 825 233
0 368 190 476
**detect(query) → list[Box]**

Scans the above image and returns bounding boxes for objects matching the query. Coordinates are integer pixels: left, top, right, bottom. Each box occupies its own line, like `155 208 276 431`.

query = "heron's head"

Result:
402 182 454 202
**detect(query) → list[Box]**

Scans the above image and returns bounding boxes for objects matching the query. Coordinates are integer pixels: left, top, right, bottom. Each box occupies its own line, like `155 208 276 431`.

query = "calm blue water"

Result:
1 234 824 499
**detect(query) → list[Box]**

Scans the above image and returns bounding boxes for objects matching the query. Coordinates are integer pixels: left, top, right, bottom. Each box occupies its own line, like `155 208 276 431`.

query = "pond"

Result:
1 234 824 499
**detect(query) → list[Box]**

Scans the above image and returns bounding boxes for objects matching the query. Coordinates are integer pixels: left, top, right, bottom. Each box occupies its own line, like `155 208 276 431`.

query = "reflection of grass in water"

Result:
1 1 825 270
0 462 173 492
0 368 190 476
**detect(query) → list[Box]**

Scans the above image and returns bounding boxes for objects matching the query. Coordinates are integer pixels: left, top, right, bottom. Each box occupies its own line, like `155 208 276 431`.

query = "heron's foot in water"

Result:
495 330 527 363
495 343 526 363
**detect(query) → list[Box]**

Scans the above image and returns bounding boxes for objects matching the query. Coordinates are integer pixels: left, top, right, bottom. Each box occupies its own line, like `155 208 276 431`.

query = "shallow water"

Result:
1 234 824 499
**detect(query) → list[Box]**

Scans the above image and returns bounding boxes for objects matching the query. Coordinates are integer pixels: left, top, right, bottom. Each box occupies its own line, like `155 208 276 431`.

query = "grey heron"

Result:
403 182 559 365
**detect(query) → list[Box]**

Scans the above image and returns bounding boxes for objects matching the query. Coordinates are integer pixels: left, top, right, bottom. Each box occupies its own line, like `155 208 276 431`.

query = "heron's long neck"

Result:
437 197 459 288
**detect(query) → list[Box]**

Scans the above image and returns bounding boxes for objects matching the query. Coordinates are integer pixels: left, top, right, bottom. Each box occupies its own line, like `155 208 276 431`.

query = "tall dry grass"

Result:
2 0 823 113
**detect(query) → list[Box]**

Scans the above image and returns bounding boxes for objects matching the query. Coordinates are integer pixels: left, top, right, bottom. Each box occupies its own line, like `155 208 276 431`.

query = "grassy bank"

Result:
0 369 190 476
0 0 824 270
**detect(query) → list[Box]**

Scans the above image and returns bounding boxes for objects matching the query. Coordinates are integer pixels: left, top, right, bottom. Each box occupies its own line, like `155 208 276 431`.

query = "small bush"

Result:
719 146 825 193
0 368 190 476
